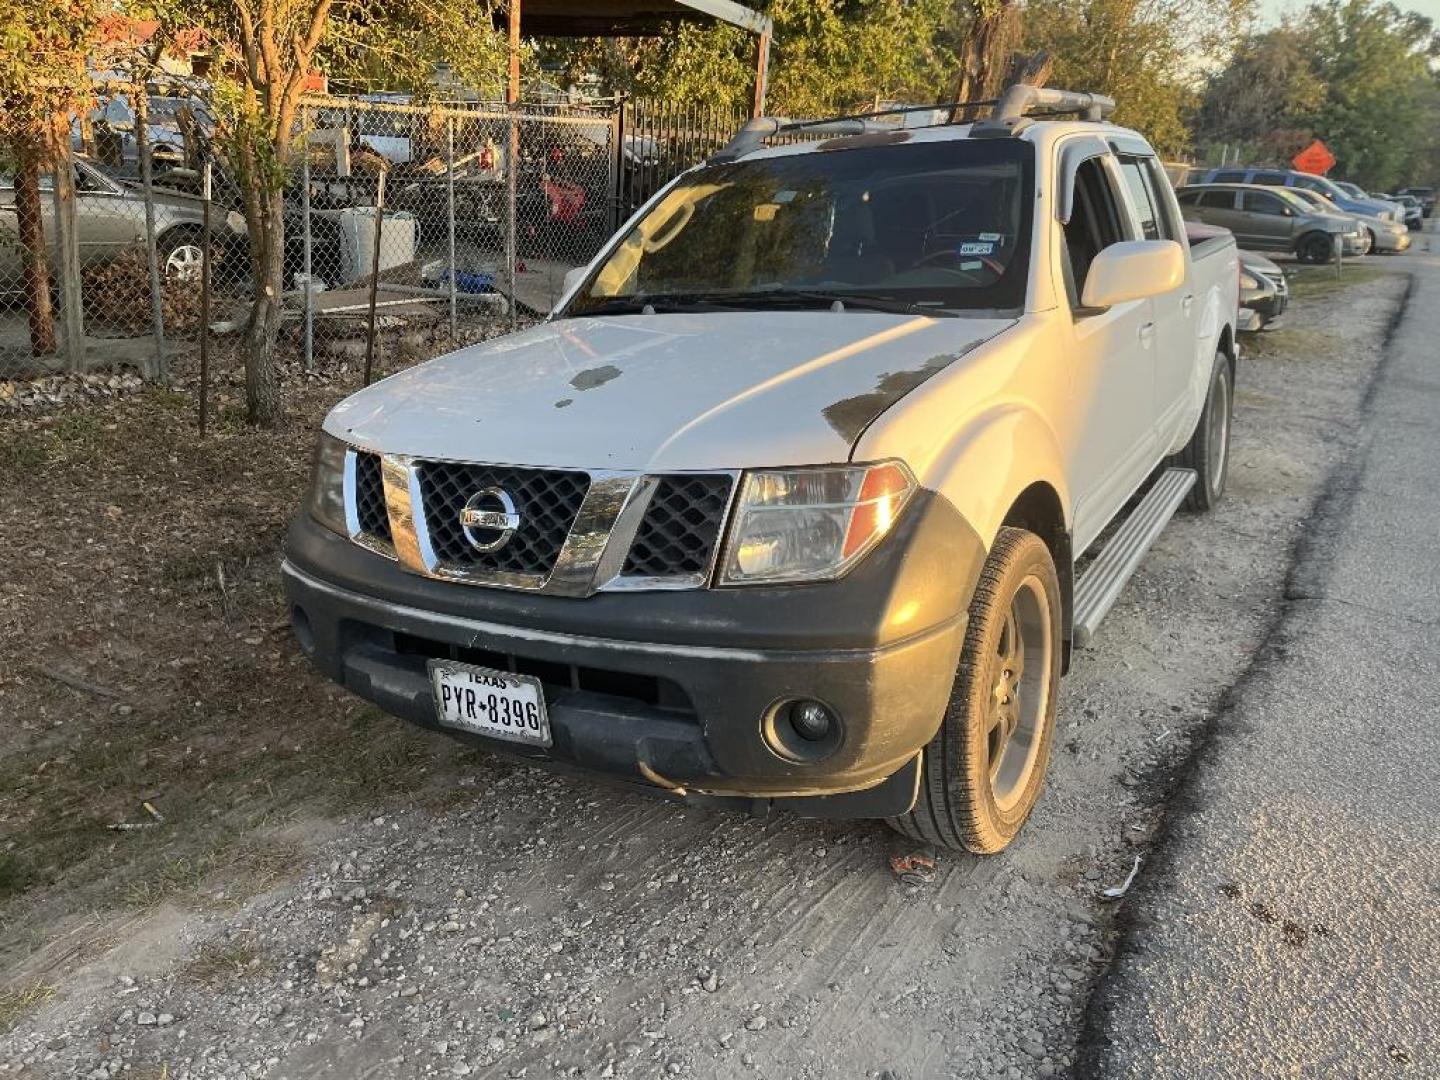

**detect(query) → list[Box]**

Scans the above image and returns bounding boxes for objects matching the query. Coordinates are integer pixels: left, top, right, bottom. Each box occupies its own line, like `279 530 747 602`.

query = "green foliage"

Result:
1198 0 1440 189
541 0 961 116
0 0 104 149
1022 0 1255 157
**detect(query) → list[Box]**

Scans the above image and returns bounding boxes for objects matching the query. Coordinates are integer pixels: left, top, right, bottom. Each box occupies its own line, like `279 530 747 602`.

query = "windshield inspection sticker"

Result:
978 232 1002 241
959 241 995 256
960 260 984 271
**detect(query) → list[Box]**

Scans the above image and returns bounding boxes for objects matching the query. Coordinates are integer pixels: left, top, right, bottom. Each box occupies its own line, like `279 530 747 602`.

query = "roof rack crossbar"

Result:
711 85 1118 161
709 98 1001 162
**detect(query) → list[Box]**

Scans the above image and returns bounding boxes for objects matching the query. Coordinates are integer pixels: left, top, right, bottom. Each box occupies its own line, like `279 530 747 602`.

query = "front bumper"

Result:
282 490 985 816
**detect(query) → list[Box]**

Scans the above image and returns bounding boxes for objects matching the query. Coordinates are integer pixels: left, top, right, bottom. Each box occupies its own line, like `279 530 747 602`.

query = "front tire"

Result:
1296 231 1337 264
888 527 1062 855
1167 348 1233 512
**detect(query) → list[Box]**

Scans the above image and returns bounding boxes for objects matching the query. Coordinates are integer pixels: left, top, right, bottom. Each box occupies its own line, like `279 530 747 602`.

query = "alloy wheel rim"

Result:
985 574 1052 813
165 244 204 282
1208 367 1230 493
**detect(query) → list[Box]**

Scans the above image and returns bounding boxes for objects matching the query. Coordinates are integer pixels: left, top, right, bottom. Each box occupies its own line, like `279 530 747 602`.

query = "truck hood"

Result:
326 311 1016 471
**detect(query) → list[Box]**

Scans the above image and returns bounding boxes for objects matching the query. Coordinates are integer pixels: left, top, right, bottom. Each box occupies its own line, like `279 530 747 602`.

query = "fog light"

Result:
763 698 844 763
790 700 834 741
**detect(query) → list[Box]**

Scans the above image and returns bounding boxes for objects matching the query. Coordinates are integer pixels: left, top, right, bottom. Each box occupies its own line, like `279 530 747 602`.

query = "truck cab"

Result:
285 85 1239 854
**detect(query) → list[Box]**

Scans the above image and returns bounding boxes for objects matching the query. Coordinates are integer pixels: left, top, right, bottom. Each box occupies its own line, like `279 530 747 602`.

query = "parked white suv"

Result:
285 85 1240 853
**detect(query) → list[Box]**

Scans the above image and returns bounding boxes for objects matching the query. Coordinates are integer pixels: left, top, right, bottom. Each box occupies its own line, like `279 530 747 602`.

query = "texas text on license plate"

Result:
427 660 551 747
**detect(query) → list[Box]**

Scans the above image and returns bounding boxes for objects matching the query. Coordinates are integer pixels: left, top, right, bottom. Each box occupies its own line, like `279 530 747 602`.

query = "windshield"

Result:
564 138 1035 316
1274 188 1321 213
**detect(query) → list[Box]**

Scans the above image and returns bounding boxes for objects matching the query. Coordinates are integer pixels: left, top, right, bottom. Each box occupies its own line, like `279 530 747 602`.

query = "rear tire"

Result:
1167 348 1232 512
888 527 1062 855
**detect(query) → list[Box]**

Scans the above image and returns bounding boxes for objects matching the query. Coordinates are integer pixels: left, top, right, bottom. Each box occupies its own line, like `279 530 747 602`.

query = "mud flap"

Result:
780 753 923 820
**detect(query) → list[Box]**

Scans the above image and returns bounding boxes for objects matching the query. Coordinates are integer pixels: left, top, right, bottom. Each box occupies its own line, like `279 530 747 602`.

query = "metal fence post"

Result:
362 168 387 386
506 104 519 331
50 133 86 371
302 106 315 372
199 161 213 436
446 113 458 344
135 87 168 380
609 97 624 235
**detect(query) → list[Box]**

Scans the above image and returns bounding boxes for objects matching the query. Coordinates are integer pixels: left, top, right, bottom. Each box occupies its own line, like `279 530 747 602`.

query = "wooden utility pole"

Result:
752 31 771 117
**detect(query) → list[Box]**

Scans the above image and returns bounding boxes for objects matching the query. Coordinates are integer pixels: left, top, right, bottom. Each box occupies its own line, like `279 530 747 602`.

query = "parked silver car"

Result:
0 157 246 286
1175 183 1363 262
1282 187 1410 253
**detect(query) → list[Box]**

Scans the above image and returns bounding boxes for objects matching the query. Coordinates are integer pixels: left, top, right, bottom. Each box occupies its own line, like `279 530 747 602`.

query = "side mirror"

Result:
1080 240 1185 310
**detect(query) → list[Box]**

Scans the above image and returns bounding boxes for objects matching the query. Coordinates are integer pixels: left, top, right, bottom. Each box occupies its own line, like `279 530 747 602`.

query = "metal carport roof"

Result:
504 0 771 37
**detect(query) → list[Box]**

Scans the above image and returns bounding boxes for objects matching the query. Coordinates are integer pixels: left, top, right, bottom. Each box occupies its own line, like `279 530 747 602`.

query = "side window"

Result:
1118 157 1161 240
1292 176 1324 193
1242 191 1285 215
1199 190 1235 209
1061 156 1125 306
1141 158 1181 241
1213 170 1246 183
1176 190 1200 205
1253 170 1287 185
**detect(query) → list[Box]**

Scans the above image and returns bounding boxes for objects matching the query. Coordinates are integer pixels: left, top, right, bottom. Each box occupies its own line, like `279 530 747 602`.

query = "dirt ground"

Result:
0 263 1412 1079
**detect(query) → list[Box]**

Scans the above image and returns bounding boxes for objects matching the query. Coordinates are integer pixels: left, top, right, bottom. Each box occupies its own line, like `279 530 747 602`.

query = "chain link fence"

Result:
1 90 750 393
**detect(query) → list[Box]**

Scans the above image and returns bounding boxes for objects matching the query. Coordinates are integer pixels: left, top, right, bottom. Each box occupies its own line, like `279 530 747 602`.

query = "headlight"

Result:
719 462 915 585
309 432 348 535
1239 271 1259 289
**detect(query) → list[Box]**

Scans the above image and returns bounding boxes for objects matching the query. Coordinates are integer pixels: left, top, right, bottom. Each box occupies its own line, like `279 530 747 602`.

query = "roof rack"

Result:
711 83 1116 161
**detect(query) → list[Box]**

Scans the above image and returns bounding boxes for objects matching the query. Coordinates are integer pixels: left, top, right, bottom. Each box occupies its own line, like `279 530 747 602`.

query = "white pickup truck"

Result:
284 85 1239 854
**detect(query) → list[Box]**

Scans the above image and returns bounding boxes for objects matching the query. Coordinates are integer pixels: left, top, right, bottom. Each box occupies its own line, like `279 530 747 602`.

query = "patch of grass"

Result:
1285 264 1384 300
181 940 266 984
120 839 305 910
0 983 55 1034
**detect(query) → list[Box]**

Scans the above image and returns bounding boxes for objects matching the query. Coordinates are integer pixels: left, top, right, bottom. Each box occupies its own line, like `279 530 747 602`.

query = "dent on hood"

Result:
822 337 991 444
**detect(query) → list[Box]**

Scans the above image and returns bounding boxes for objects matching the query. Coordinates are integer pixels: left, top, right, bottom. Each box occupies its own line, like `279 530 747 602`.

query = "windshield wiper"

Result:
574 294 748 315
738 289 959 317
576 290 956 318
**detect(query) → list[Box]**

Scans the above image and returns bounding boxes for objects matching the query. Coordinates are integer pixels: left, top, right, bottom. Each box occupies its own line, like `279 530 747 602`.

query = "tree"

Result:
541 0 959 117
157 0 508 427
1021 0 1254 155
0 1 104 357
1298 0 1438 189
1194 29 1328 164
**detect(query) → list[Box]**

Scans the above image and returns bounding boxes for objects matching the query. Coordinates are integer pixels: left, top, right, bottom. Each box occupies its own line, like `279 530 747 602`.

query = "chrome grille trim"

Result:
360 453 739 596
343 449 397 561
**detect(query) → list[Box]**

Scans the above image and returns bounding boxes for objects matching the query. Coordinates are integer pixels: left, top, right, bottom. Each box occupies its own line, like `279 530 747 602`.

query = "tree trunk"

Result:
952 0 1026 119
13 142 56 357
243 187 285 427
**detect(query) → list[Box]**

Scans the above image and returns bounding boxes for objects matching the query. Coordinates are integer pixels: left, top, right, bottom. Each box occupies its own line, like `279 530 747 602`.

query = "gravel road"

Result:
0 264 1415 1080
1078 241 1440 1075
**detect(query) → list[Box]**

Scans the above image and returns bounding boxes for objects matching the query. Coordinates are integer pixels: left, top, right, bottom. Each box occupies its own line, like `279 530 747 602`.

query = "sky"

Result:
1258 0 1440 25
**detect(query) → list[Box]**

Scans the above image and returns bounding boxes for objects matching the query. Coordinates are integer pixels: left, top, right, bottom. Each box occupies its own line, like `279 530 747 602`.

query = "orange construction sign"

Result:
1292 139 1337 176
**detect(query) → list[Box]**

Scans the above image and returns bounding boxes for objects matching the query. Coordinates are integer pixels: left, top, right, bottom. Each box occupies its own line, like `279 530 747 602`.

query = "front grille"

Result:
354 451 392 543
622 474 734 578
417 461 589 575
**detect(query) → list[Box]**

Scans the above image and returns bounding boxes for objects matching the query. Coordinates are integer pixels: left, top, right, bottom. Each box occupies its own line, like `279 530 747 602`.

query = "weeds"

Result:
0 984 55 1034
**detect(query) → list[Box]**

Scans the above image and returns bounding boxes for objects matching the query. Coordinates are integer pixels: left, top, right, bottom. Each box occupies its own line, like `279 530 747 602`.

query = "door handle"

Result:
1182 294 1195 314
1137 321 1155 346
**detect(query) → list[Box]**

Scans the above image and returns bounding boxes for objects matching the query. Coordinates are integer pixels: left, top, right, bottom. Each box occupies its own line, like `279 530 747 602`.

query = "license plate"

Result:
427 660 551 747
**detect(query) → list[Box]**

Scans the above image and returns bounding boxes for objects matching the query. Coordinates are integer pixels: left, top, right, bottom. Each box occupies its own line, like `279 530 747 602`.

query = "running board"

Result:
1073 468 1196 648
